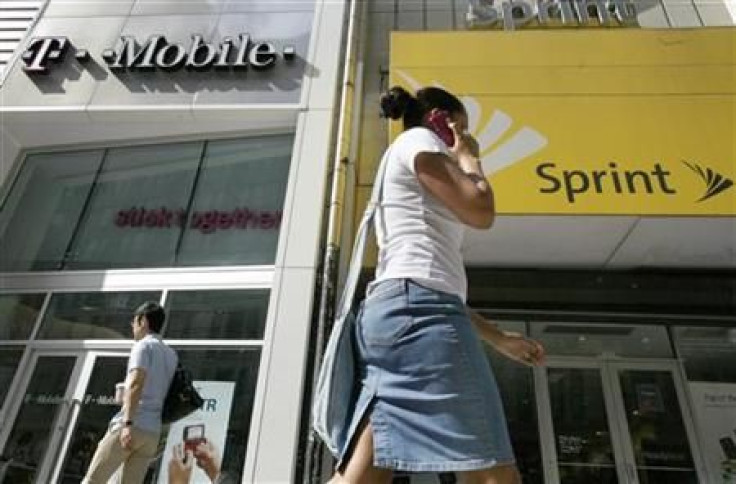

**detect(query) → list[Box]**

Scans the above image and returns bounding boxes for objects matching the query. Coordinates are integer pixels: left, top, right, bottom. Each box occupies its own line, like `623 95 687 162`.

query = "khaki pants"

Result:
82 426 160 484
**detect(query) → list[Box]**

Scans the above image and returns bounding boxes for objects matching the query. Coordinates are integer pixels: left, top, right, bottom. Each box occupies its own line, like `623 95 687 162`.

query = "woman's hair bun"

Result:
380 86 413 120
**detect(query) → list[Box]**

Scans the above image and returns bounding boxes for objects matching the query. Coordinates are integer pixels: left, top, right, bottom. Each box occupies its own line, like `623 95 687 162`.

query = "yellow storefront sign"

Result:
390 29 735 215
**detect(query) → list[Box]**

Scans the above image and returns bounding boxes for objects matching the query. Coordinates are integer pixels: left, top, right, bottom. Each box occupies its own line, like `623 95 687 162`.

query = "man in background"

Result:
83 301 178 484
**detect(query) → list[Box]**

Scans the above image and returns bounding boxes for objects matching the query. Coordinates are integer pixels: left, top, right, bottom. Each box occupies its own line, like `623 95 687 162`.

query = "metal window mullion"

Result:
159 289 170 335
26 291 52 341
172 141 208 266
58 150 108 270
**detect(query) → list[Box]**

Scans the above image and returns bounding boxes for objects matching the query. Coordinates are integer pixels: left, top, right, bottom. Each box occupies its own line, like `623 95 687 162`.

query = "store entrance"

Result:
537 358 702 484
0 350 128 484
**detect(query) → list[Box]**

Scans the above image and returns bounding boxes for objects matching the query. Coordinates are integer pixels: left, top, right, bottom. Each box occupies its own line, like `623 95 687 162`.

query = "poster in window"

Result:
157 381 235 484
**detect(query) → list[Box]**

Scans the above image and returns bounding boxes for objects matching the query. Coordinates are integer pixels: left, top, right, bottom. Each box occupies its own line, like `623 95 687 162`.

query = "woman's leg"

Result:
458 464 521 484
329 420 393 484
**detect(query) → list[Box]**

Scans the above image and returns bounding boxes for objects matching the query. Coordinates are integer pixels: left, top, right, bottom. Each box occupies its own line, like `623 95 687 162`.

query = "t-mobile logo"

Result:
21 36 72 73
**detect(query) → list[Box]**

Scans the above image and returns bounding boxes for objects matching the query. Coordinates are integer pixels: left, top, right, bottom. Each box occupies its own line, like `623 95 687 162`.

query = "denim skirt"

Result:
339 278 515 472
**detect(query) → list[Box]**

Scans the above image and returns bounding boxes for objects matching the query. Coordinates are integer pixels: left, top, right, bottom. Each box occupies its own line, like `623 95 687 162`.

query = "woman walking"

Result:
330 86 545 484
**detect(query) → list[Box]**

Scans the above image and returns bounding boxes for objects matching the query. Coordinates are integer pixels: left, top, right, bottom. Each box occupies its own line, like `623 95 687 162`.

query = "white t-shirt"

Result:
374 127 467 301
111 334 178 433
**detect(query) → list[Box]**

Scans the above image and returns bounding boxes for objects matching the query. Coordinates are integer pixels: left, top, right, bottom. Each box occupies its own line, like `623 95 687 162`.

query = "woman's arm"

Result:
415 122 494 229
467 308 545 366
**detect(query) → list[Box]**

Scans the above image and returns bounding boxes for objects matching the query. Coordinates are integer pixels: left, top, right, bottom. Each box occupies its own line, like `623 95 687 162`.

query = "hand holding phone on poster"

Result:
192 440 221 482
168 444 194 484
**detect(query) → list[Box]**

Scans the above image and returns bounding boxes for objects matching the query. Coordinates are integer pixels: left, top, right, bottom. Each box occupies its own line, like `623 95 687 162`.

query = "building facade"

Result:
0 1 346 483
0 1 735 484
332 1 736 484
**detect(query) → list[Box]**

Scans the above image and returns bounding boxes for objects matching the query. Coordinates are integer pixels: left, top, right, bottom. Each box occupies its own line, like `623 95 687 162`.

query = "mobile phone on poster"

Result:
425 109 455 147
183 424 206 453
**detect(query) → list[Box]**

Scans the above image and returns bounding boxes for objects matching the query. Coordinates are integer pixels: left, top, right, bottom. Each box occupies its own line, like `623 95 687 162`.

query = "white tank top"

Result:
374 127 467 302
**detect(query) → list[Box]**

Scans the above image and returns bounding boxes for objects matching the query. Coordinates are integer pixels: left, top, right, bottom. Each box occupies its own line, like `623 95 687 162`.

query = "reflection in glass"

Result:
673 326 736 383
0 347 25 412
175 135 293 266
65 142 203 269
37 292 160 339
618 370 697 484
0 136 293 272
485 321 543 483
164 290 269 340
0 356 76 484
0 151 103 271
0 293 46 340
58 356 128 484
548 368 618 483
531 324 672 359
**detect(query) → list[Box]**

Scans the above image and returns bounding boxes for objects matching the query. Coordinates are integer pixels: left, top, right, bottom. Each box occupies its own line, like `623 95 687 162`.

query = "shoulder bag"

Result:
311 146 391 457
162 359 205 424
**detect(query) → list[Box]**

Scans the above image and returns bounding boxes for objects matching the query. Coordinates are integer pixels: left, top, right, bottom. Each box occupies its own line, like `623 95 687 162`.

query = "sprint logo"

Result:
393 71 733 206
395 70 548 175
682 161 734 202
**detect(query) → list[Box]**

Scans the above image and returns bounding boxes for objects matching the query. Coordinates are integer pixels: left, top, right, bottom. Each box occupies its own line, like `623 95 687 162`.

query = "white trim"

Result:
600 362 636 483
25 340 263 351
0 266 274 293
534 365 560 484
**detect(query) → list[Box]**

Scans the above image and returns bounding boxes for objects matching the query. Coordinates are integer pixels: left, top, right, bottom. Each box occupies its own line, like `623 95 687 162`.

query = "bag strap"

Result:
334 146 392 321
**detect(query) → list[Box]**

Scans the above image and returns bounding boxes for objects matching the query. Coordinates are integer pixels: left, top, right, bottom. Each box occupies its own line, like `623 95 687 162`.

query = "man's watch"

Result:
123 420 134 427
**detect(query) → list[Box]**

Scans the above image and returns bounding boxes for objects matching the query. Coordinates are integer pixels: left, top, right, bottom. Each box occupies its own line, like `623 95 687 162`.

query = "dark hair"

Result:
379 85 465 130
134 301 166 333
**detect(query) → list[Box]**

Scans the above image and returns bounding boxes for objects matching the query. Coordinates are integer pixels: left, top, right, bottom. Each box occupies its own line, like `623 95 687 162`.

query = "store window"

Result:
37 291 161 339
530 323 673 358
164 290 268 340
0 293 46 340
674 326 736 483
0 150 104 272
66 142 203 270
156 348 261 484
0 135 293 272
674 326 736 383
486 321 543 483
175 137 291 267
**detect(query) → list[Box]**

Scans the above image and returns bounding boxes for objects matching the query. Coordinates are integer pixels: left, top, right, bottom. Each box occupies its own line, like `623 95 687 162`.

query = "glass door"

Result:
0 352 84 483
539 360 626 483
53 353 129 484
608 362 701 484
0 351 128 484
538 359 705 484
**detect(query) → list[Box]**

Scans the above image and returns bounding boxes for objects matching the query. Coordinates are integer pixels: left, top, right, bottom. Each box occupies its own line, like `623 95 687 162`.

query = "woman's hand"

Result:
491 331 546 367
448 121 480 162
468 308 545 366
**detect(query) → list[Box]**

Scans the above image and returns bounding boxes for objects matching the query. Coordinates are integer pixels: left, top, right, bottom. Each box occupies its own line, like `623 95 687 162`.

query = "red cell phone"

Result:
183 424 206 453
425 110 455 147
